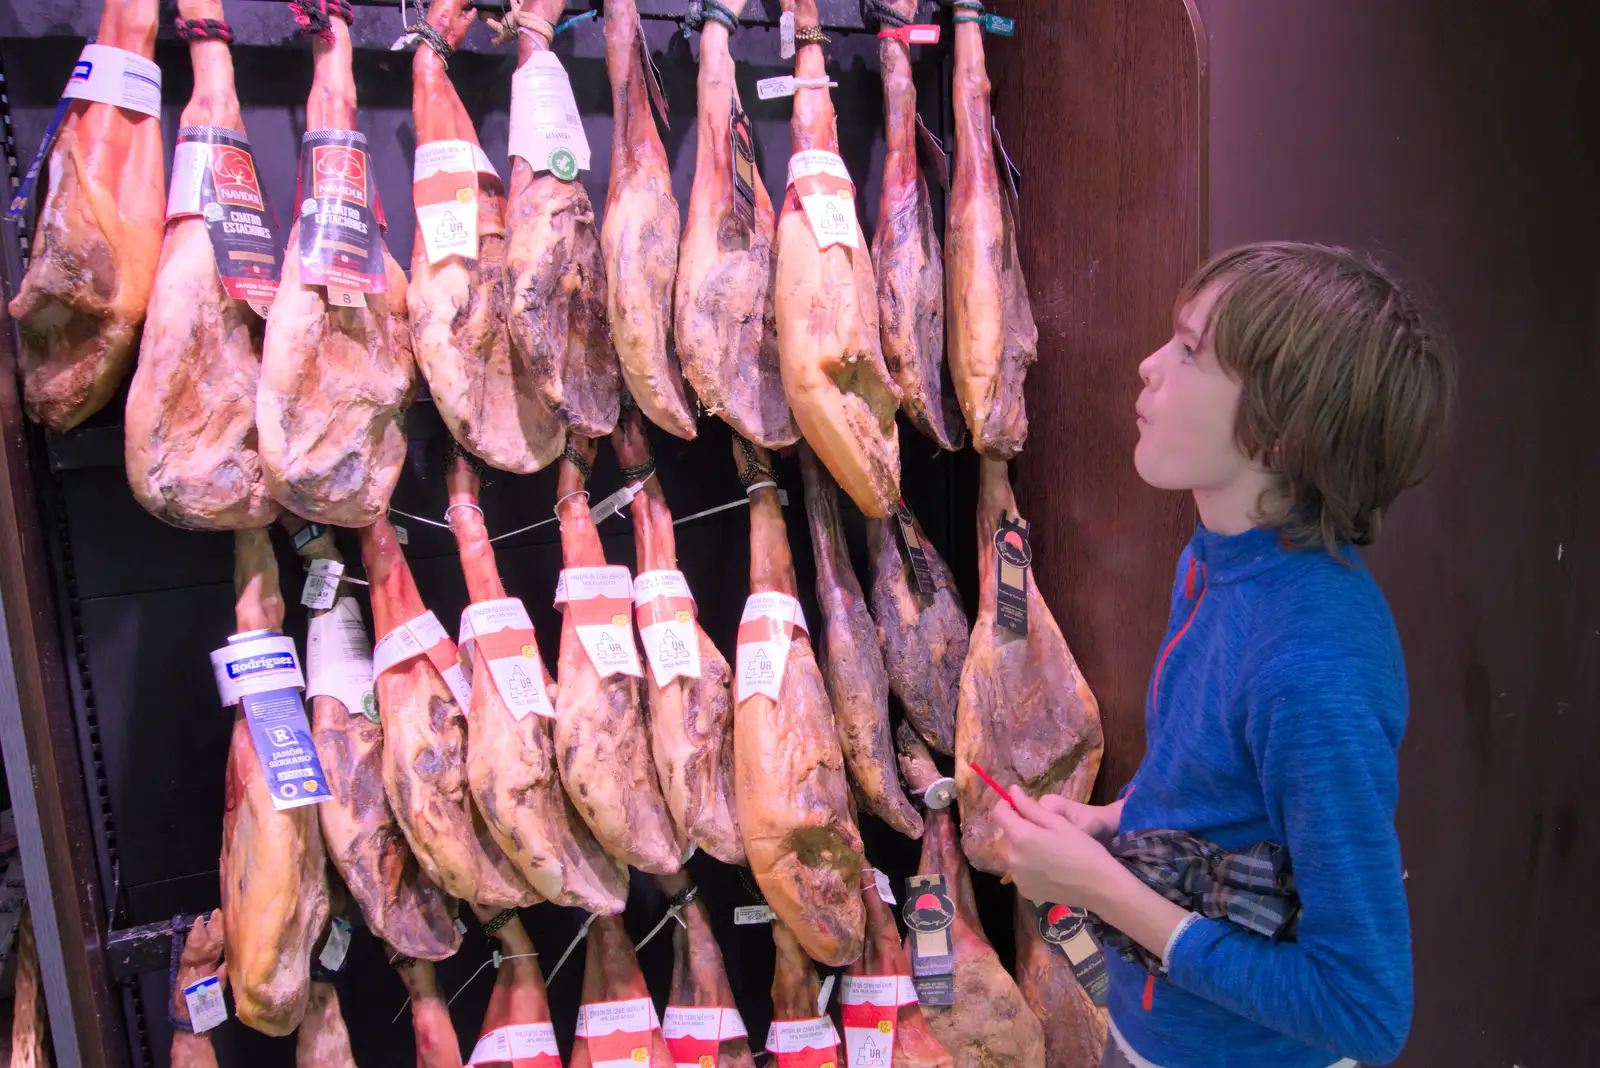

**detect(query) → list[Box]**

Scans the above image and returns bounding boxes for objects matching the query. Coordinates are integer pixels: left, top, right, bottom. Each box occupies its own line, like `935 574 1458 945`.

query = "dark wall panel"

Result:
1195 1 1600 1064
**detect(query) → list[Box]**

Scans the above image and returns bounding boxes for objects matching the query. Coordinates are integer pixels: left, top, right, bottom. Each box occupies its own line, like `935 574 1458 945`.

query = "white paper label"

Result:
787 151 859 251
184 975 227 1033
306 598 378 722
633 570 700 686
459 598 554 721
372 610 473 710
414 140 493 264
211 635 305 706
470 1022 560 1065
838 975 917 1008
558 567 643 679
870 868 896 905
394 523 410 545
733 905 774 925
63 44 162 117
661 1006 748 1045
817 974 836 1014
574 996 660 1037
779 11 796 58
301 558 343 610
765 1017 839 1054
414 139 498 181
167 138 208 218
787 151 853 187
734 593 807 703
318 917 352 972
509 51 591 176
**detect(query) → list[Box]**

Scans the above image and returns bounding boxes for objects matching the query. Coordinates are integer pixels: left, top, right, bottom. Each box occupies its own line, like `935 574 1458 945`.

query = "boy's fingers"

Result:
1037 795 1076 818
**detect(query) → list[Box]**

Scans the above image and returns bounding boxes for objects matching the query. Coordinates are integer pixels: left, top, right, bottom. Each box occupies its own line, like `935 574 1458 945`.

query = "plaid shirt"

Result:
1090 829 1300 977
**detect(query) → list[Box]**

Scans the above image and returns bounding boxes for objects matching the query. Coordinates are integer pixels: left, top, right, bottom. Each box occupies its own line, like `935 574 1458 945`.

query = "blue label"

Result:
227 652 297 678
71 60 91 81
241 688 330 809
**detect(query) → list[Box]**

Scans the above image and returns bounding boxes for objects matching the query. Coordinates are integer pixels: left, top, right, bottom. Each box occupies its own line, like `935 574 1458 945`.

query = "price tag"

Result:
733 905 774 925
893 501 938 596
469 1022 561 1066
183 975 228 1034
779 11 796 58
993 513 1032 636
765 1017 839 1068
878 24 940 45
633 570 700 686
372 610 473 711
868 867 896 905
556 567 643 679
509 51 591 178
63 43 162 116
301 558 343 610
734 593 807 703
903 875 956 1007
459 598 554 721
787 151 858 251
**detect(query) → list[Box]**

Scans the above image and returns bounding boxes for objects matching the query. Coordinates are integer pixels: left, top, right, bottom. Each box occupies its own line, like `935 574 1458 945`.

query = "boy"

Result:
997 242 1452 1068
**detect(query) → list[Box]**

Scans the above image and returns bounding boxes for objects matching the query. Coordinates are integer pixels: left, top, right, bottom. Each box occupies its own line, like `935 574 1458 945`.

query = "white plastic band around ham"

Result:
210 635 304 706
839 976 915 1068
734 592 808 704
372 610 473 711
468 1021 561 1066
765 1016 840 1068
662 1006 749 1068
633 570 701 686
306 597 378 723
414 139 500 182
63 43 162 116
574 997 660 1068
555 567 643 679
458 598 554 721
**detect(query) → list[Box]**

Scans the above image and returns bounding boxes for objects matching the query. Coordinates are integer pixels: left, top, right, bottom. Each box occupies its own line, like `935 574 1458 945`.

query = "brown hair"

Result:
1181 241 1454 553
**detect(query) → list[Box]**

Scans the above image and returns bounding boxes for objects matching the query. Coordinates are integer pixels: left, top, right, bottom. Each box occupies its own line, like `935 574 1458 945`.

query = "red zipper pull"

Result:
1143 973 1156 1011
1185 558 1196 599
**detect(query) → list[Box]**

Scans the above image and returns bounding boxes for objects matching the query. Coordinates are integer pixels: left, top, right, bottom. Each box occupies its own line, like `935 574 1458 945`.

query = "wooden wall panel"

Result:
993 0 1206 801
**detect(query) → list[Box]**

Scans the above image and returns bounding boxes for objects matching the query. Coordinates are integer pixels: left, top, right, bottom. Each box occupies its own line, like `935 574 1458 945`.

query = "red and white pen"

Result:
968 761 1020 812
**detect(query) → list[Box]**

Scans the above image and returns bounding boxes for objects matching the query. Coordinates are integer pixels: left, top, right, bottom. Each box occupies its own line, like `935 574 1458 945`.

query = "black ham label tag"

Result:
294 130 387 295
895 500 938 596
168 126 282 316
903 875 956 1006
1036 903 1109 1006
731 102 757 231
994 512 1031 635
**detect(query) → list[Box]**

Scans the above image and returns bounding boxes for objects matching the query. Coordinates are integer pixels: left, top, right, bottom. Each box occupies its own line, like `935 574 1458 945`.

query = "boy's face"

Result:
1134 283 1254 494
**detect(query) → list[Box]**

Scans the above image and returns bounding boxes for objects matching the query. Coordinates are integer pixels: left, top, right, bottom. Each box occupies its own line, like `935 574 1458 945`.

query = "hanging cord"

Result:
445 913 538 1011
861 0 909 29
487 0 557 47
633 885 698 952
174 16 235 42
736 438 777 495
406 20 454 61
948 0 986 25
619 457 657 484
562 441 594 480
166 915 196 1034
794 24 831 46
291 0 354 40
684 0 740 33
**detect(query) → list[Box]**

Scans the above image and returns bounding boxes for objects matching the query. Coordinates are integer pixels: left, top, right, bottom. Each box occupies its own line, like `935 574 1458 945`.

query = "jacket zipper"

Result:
1151 560 1207 710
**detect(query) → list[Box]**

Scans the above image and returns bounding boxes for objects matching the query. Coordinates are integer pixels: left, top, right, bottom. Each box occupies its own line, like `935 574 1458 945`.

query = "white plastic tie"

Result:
544 913 597 984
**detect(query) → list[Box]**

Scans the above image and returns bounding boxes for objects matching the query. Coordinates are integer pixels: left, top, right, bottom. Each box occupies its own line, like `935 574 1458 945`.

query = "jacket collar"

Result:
1189 523 1293 586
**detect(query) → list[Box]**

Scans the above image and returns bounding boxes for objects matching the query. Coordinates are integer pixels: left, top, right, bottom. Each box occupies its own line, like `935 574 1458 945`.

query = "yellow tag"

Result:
522 644 539 659
456 186 474 203
675 610 692 625
877 1021 892 1034
631 1050 648 1063
613 614 629 627
699 1059 714 1068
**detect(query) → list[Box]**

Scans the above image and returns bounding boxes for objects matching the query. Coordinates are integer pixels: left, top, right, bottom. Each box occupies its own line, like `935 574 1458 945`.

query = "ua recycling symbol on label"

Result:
549 148 578 180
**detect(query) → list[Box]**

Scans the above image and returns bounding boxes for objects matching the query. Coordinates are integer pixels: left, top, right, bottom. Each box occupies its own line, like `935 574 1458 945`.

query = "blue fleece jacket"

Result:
1107 524 1413 1068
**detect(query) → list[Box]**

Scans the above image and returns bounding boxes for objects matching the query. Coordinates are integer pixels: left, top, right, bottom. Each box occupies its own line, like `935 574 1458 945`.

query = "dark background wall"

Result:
1194 2 1600 1064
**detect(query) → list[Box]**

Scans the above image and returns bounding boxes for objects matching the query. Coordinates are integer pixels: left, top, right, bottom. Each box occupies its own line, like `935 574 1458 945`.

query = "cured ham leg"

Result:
125 0 276 529
602 0 693 439
732 439 864 967
169 910 225 1068
289 521 459 959
612 407 742 863
554 436 684 873
297 980 359 1068
945 10 1036 458
396 956 466 1068
8 0 163 432
11 906 49 1068
798 445 920 837
1013 895 1108 1068
867 512 965 755
872 0 959 451
899 747 1044 1068
221 529 328 1035
449 457 629 914
956 459 1102 873
774 0 901 518
848 871 952 1068
769 922 841 1068
675 0 796 448
571 916 673 1068
657 870 755 1068
465 904 559 1067
362 517 538 908
409 0 563 473
505 0 618 437
258 6 414 525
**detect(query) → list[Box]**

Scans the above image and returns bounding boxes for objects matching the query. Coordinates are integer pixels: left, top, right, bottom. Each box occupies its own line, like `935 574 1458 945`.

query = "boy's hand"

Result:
996 786 1123 911
1036 795 1124 844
